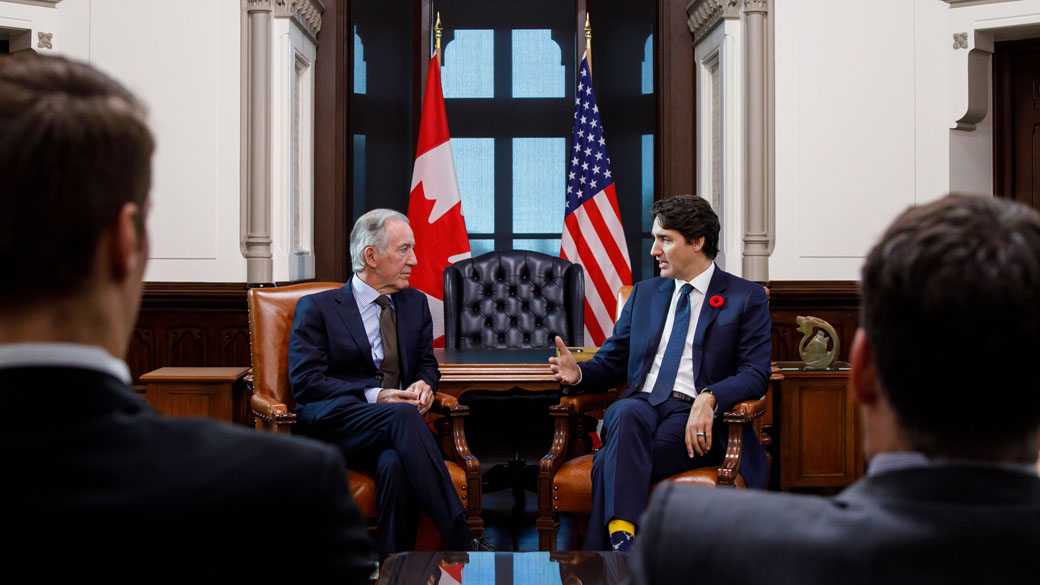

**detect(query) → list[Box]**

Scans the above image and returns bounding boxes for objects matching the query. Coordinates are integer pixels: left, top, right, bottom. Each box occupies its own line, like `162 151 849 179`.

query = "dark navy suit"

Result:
576 268 772 549
289 282 465 558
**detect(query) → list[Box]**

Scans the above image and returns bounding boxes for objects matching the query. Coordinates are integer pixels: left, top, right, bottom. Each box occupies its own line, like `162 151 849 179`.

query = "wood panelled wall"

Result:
129 281 860 388
130 283 251 390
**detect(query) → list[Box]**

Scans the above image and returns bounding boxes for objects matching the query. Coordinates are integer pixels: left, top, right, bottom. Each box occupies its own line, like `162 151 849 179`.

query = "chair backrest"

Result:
443 250 584 349
615 285 633 323
247 282 342 407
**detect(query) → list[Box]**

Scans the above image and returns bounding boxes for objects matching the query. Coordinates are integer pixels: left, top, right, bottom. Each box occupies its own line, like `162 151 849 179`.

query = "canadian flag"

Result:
408 56 471 347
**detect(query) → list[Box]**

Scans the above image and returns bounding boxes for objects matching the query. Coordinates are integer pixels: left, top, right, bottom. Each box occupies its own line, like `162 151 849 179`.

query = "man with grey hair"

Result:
289 209 488 558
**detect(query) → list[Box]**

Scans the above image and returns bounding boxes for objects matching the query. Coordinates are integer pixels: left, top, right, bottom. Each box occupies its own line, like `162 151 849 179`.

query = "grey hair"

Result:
350 208 409 273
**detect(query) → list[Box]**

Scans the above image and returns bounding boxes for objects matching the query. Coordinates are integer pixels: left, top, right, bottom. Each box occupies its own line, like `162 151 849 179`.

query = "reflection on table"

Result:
377 551 629 585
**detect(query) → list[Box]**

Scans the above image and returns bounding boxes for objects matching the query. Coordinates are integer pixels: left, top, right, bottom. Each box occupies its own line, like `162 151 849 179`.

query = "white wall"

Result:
770 0 1040 281
1 0 246 282
772 0 922 281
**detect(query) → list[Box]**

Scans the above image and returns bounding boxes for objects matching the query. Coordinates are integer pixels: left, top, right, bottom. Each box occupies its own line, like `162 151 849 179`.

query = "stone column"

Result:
742 0 773 282
243 0 274 286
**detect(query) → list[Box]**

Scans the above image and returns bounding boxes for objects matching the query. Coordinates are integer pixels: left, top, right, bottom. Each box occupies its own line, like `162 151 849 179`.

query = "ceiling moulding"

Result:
687 0 740 45
3 0 62 6
274 0 324 45
943 0 1018 5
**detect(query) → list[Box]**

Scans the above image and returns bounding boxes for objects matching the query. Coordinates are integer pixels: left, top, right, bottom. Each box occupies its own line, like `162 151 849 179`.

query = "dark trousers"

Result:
310 399 467 558
583 393 722 550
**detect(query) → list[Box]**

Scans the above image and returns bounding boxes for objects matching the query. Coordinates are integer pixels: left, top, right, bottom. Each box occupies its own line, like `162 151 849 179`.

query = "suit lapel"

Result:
333 283 377 371
692 268 728 372
639 279 675 378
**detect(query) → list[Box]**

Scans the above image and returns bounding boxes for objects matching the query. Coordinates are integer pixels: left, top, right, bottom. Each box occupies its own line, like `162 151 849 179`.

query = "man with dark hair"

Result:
289 208 490 558
631 194 1040 584
0 53 372 579
551 194 772 550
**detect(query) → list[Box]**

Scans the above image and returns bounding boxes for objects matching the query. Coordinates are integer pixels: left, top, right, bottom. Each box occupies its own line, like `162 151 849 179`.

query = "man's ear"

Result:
690 236 705 252
364 245 380 269
850 328 879 407
109 202 143 281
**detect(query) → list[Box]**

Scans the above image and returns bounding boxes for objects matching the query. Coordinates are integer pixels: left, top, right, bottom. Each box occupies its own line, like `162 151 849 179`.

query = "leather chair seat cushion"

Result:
658 467 745 489
348 462 469 519
446 461 468 502
552 454 595 514
550 457 748 516
347 470 377 518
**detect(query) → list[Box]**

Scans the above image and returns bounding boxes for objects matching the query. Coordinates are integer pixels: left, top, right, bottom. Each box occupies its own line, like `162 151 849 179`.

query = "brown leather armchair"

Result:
247 282 484 535
536 285 769 550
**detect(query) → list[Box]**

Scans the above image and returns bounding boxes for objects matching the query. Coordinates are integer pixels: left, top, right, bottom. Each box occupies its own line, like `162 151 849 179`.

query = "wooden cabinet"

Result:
141 367 252 425
774 362 863 491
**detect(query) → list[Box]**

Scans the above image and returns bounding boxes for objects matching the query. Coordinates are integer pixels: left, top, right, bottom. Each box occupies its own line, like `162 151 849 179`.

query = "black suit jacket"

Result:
289 282 440 429
1 366 372 580
632 465 1040 585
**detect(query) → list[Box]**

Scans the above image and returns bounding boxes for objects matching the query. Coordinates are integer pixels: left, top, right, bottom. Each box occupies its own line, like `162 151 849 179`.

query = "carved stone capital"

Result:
687 0 740 44
246 0 274 12
274 0 324 44
743 0 769 14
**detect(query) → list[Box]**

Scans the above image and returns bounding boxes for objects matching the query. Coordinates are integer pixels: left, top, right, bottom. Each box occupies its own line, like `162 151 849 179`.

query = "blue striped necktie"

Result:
649 283 694 406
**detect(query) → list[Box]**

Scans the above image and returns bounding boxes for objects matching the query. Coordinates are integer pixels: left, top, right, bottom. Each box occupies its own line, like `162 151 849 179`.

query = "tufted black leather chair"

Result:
443 250 585 348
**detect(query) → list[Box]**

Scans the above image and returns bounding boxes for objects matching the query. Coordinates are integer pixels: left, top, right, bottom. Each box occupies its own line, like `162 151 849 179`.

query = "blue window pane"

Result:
452 138 494 234
469 238 495 258
642 34 653 95
512 137 565 233
513 239 561 256
353 26 366 94
641 134 654 231
512 30 565 98
442 30 494 98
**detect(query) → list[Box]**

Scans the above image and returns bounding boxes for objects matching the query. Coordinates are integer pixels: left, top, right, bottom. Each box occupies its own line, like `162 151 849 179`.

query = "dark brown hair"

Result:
861 194 1040 461
0 53 153 308
650 195 720 259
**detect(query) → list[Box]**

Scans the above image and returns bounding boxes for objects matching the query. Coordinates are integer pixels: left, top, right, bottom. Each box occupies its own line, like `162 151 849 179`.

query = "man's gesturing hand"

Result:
549 336 581 385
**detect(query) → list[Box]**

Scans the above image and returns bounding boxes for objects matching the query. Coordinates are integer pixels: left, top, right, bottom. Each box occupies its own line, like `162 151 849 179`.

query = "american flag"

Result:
561 53 632 346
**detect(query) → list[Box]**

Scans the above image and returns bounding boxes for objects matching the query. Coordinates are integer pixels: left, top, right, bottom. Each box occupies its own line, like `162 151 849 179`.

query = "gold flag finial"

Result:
584 12 592 75
435 12 443 65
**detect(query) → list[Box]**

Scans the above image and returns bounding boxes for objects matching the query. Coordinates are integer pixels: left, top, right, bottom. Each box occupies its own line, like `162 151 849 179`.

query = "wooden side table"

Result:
141 367 252 425
774 361 863 491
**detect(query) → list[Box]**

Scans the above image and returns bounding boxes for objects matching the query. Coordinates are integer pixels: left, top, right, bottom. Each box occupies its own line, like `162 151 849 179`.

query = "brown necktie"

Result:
374 295 400 389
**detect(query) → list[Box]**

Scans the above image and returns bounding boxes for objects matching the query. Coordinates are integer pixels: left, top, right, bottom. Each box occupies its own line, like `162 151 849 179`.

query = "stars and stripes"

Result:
561 52 632 346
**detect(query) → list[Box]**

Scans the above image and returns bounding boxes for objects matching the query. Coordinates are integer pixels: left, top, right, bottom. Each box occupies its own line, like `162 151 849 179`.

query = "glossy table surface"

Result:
377 551 629 585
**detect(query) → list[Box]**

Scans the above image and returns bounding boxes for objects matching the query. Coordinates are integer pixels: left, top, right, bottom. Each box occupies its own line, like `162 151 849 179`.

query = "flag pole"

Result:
435 12 443 66
585 12 592 77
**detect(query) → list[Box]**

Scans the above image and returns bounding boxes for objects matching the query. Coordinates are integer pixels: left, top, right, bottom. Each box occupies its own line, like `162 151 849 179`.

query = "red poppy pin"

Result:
709 295 725 308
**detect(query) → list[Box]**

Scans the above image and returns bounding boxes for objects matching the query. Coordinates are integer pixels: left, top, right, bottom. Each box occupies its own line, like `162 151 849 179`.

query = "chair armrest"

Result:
722 396 767 424
250 392 296 433
431 391 463 414
430 392 479 474
557 390 619 416
715 395 768 486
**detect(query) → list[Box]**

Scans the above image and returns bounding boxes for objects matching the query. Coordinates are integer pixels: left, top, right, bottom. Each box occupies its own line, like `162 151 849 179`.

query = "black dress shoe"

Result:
467 536 495 551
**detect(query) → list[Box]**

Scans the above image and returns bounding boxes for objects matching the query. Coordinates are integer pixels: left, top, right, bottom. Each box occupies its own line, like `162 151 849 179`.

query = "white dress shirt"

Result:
0 342 131 384
639 262 716 400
